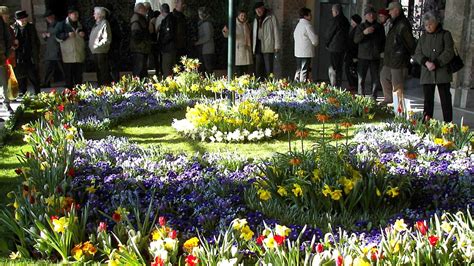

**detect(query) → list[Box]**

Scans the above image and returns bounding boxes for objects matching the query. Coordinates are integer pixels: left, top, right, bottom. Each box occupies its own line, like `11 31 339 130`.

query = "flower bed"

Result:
172 100 280 142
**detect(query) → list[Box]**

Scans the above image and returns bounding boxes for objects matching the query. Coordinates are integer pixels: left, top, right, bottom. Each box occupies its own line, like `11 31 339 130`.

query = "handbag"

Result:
6 63 19 100
447 47 464 74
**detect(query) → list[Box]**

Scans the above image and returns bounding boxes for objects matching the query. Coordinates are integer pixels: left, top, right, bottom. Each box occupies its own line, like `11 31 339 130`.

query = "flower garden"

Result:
0 58 472 265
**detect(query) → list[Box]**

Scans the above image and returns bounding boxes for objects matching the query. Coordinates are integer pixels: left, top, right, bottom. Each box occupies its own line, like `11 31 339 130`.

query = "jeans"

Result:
423 83 452 122
294 57 311 82
328 52 344 87
255 53 274 79
357 59 381 97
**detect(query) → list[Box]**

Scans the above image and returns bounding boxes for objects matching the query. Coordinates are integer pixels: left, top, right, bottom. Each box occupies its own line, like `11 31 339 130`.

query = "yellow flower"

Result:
183 237 199 253
376 188 382 197
441 125 450 134
461 125 469 133
72 243 84 261
339 177 354 194
13 200 19 209
262 228 272 236
292 184 303 197
389 239 400 253
240 225 254 241
322 184 332 197
263 236 276 249
232 218 248 231
312 169 320 182
394 219 407 232
164 238 178 251
85 186 96 194
45 195 55 206
330 189 343 201
434 138 444 145
441 222 452 233
257 189 271 201
386 187 400 198
275 224 291 237
277 186 287 197
151 229 164 241
66 133 74 141
296 169 305 177
353 257 370 266
9 251 21 260
82 241 97 256
52 217 68 233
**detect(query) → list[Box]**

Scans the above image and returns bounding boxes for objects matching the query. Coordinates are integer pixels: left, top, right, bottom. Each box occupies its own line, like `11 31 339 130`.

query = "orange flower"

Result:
289 158 301 166
112 212 121 223
340 122 353 128
405 152 417 160
306 88 314 94
295 130 309 138
331 133 344 140
327 97 340 107
315 114 330 123
280 123 297 133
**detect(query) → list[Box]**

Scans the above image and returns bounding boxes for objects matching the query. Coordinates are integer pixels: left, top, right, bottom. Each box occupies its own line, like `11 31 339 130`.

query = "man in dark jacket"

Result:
130 3 151 79
0 6 12 113
173 0 188 60
380 2 416 111
325 4 350 87
12 10 40 96
158 4 176 77
41 10 63 88
354 7 385 98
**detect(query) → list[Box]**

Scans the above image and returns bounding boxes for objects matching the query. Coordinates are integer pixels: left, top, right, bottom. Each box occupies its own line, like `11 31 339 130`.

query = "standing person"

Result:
41 10 63 88
12 10 41 96
377 8 391 35
414 11 454 122
173 0 188 61
130 3 151 79
0 6 13 113
380 2 416 111
89 7 112 86
105 4 122 82
252 2 280 79
149 8 161 77
158 4 176 77
354 7 385 98
325 4 350 87
293 7 318 82
55 8 86 88
222 10 253 76
194 7 215 74
345 14 361 92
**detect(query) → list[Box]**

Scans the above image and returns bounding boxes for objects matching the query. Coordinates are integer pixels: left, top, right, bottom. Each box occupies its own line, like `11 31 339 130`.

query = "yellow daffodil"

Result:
292 184 303 197
296 170 305 177
183 237 199 253
151 229 164 241
389 239 400 253
263 236 276 249
164 238 178 251
257 189 271 201
322 184 332 197
386 187 400 198
461 125 469 133
13 200 19 209
232 218 248 231
330 189 343 201
66 133 74 141
393 219 407 232
353 257 370 266
441 222 452 233
262 228 272 236
275 224 291 237
376 188 382 197
312 169 320 182
85 186 96 194
277 186 287 197
72 243 84 261
52 217 68 234
45 195 55 206
441 125 450 134
339 177 354 194
434 138 444 145
240 225 254 241
9 251 21 260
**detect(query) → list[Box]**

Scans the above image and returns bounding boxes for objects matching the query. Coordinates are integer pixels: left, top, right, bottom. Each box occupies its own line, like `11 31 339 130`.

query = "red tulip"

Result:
415 221 428 235
168 230 177 239
336 255 344 266
273 235 285 246
50 215 59 222
185 254 199 266
316 243 324 253
57 104 65 112
428 235 439 246
151 256 165 266
256 235 265 246
159 216 166 227
98 222 107 232
112 212 121 223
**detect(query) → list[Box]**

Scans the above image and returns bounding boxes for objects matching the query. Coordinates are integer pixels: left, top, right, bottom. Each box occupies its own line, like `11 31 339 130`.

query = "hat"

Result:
254 1 265 9
377 8 389 17
67 7 79 14
364 7 376 15
0 6 9 16
350 14 362 24
387 2 402 11
14 10 28 20
43 9 54 17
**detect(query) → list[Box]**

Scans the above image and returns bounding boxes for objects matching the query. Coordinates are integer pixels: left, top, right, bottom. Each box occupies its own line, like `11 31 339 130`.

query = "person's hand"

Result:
363 26 374 35
222 25 228 34
425 61 436 71
69 31 76 38
78 31 85 38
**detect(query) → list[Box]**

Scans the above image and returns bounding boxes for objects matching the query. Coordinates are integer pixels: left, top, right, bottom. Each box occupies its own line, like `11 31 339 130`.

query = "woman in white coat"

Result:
222 10 253 76
293 7 318 82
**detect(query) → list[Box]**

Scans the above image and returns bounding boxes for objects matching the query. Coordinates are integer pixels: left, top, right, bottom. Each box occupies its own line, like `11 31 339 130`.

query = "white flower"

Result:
217 258 238 266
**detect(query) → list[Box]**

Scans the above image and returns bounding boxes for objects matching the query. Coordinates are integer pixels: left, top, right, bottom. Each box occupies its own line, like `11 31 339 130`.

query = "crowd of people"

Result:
0 1 456 122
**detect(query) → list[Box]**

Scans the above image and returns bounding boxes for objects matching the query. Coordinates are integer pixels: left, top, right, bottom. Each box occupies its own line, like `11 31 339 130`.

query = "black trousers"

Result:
161 51 176 78
43 60 64 86
255 52 274 79
423 83 452 122
15 63 40 95
95 53 111 86
357 59 381 98
235 65 253 77
200 54 215 74
63 63 83 88
329 52 344 87
344 57 357 90
294 57 311 82
132 53 148 79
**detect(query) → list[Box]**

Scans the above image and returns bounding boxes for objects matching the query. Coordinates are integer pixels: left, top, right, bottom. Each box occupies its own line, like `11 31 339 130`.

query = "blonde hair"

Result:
0 6 10 16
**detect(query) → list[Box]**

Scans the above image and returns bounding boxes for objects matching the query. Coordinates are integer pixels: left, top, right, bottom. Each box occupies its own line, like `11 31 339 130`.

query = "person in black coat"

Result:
12 10 40 96
354 7 385 98
158 4 176 77
325 4 350 87
345 14 361 92
41 10 63 87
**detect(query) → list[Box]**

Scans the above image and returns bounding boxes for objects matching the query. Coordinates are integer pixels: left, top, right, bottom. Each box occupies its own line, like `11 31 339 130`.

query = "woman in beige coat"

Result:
222 10 253 76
